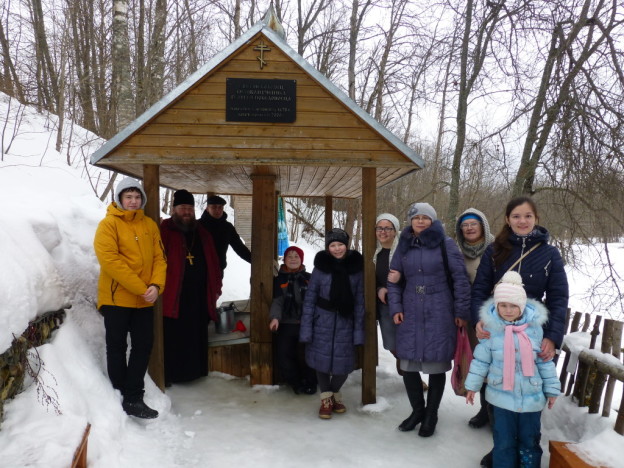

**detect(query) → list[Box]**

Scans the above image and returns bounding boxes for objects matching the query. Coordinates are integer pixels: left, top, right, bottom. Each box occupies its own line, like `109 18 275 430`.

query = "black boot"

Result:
469 386 490 428
480 450 493 468
398 372 425 431
122 398 158 419
418 373 445 437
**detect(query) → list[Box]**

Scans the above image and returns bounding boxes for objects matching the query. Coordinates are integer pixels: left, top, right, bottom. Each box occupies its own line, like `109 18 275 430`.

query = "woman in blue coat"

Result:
470 196 568 467
387 203 471 437
300 228 365 419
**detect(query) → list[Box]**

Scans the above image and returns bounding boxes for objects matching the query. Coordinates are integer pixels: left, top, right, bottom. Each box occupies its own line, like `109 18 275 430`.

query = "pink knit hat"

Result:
494 271 527 311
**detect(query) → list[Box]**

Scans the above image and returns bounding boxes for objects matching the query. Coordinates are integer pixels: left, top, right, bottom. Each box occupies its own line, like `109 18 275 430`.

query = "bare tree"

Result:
347 0 374 100
296 0 329 56
445 0 508 226
512 0 623 196
0 5 25 102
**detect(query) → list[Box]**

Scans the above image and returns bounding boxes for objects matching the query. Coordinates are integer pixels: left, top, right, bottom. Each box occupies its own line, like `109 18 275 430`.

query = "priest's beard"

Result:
172 213 196 233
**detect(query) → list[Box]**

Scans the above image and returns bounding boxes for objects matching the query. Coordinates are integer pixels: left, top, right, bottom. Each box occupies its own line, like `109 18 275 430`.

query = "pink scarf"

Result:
503 323 534 391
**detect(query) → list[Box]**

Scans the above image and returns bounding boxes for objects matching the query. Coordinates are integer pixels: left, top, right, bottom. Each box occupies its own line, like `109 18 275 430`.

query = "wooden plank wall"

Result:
209 343 251 377
231 195 253 247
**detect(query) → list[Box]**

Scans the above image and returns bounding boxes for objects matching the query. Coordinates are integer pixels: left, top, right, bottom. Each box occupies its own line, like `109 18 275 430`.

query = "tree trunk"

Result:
112 0 134 131
0 20 25 102
447 0 504 225
147 0 167 107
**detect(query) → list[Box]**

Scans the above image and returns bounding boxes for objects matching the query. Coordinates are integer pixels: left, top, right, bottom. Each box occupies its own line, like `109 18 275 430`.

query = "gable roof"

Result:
91 21 424 198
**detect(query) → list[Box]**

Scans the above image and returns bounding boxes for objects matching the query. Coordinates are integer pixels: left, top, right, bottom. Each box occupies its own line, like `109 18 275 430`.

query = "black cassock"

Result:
164 230 209 383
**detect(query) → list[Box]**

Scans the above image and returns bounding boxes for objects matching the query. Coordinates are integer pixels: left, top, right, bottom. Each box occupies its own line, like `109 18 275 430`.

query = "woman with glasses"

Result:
455 208 495 429
373 214 401 357
387 203 470 437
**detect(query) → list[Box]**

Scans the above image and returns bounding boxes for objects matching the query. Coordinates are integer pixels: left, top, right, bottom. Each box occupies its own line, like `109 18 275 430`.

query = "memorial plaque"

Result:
226 78 296 123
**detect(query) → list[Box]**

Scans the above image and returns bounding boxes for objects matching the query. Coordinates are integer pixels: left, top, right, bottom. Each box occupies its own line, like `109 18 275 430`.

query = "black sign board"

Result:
226 78 296 123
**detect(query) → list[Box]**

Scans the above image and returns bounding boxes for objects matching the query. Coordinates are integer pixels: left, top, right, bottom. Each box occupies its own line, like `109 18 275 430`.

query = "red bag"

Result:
451 326 474 396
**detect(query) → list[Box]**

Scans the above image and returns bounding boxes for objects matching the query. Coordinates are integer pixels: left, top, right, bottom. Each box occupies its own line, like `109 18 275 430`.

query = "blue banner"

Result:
277 197 289 256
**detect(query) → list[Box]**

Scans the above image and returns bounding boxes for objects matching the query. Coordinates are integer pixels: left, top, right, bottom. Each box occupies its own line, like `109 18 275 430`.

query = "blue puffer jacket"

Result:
299 250 365 375
470 226 569 347
387 221 471 363
465 298 560 413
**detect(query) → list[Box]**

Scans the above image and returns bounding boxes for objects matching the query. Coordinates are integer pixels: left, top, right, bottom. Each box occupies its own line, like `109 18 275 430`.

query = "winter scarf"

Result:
503 323 534 391
276 265 309 320
314 250 364 318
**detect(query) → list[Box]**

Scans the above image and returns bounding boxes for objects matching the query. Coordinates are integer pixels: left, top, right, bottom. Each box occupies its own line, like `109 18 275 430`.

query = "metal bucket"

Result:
216 303 236 334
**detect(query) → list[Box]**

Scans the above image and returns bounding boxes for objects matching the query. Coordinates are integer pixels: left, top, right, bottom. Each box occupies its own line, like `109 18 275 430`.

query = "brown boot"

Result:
319 392 333 419
331 392 346 413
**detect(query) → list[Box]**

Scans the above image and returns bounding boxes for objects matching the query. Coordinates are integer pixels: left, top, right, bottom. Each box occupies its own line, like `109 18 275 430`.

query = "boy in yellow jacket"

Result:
94 177 166 418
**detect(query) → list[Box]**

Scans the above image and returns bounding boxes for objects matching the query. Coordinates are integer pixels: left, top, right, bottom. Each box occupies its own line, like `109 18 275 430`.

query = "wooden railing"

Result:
559 310 624 435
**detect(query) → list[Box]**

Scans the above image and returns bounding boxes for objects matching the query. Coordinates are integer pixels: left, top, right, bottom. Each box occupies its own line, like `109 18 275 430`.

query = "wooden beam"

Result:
249 170 277 385
143 164 165 392
361 167 377 404
324 196 333 232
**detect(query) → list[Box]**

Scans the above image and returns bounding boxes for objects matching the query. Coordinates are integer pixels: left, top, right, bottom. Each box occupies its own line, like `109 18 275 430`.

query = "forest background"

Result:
2 0 624 318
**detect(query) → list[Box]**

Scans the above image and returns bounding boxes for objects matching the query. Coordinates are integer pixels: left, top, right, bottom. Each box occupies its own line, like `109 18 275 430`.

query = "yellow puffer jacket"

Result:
94 202 167 309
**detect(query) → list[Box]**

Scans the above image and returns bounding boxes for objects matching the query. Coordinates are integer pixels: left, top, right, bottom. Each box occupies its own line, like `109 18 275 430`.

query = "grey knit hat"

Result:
407 202 437 222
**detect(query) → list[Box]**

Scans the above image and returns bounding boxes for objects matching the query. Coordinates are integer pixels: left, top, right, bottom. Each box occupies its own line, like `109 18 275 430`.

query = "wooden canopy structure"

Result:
91 10 423 404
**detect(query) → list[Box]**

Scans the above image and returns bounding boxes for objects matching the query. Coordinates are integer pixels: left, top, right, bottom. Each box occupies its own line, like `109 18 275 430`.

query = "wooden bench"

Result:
549 441 608 468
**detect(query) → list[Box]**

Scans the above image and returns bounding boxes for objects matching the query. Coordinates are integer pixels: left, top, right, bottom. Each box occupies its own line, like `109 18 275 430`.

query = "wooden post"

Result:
143 164 165 392
561 311 582 392
324 196 333 232
361 168 377 405
603 320 623 417
249 169 276 385
616 390 624 436
589 317 609 413
574 315 602 406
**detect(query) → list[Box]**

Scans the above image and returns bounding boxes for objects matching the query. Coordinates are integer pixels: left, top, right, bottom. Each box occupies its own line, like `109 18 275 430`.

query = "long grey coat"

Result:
387 221 471 363
299 250 365 375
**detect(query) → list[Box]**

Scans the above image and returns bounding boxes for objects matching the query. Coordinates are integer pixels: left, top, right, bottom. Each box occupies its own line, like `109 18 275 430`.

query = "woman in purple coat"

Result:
387 203 471 437
300 228 365 420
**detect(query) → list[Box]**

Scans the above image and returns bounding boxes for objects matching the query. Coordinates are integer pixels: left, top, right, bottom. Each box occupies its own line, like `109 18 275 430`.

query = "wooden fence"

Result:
559 310 624 435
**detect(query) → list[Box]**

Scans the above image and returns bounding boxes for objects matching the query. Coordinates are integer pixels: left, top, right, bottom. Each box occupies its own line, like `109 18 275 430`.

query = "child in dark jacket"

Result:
299 228 365 419
269 246 316 395
465 271 559 468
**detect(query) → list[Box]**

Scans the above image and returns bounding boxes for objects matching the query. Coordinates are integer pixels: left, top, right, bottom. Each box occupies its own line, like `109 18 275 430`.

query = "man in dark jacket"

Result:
161 190 222 384
199 195 252 277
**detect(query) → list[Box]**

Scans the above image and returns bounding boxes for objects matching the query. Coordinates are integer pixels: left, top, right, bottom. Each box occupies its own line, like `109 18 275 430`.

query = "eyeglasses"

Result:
461 222 480 229
375 227 395 233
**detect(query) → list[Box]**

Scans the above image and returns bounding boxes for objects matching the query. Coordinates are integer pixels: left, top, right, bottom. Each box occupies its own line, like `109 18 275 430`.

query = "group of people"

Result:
94 177 568 467
373 198 567 467
94 179 251 419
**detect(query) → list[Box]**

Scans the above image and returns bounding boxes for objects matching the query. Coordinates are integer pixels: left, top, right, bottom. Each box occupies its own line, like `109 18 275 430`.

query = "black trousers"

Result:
101 305 154 401
274 323 316 388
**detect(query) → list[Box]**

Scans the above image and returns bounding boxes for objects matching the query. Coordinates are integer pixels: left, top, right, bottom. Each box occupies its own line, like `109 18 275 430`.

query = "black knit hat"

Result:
207 195 227 205
173 189 195 206
325 228 349 249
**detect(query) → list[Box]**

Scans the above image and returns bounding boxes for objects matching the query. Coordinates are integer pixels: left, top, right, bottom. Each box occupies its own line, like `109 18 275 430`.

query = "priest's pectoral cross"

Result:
186 252 195 265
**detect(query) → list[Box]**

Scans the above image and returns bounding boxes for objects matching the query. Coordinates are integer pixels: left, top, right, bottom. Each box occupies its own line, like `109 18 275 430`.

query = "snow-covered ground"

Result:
1 93 623 467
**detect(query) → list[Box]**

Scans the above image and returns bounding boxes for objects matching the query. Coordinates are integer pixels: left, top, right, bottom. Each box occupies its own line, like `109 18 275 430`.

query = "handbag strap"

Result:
502 242 542 276
440 239 454 299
